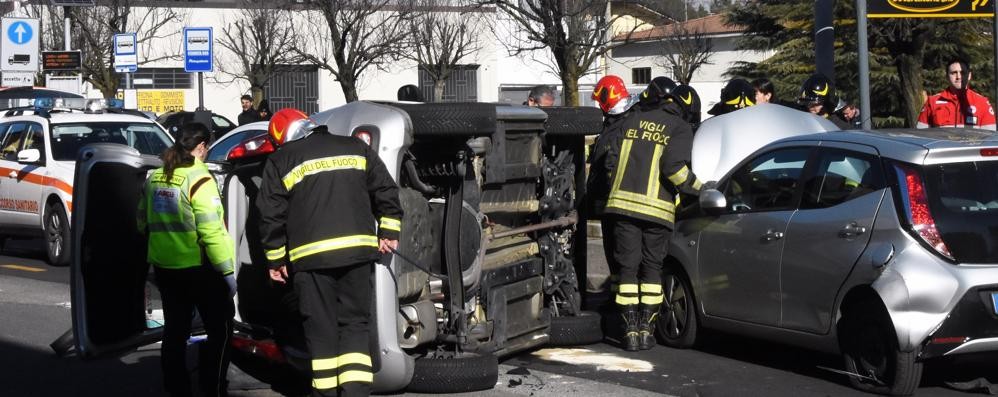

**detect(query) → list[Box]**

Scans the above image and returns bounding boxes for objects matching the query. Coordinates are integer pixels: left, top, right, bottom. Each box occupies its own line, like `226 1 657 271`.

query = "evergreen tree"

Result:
724 0 993 127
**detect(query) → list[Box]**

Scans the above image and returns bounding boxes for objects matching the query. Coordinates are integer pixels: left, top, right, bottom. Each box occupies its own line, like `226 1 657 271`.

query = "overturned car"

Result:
67 102 604 393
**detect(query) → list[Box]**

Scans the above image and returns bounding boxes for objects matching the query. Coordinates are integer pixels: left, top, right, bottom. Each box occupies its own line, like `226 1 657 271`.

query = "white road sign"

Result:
2 71 35 87
1 18 39 73
113 33 138 73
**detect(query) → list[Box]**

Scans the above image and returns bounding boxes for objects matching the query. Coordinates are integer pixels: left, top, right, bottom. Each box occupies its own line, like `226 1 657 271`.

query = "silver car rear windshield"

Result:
50 122 172 161
926 161 998 263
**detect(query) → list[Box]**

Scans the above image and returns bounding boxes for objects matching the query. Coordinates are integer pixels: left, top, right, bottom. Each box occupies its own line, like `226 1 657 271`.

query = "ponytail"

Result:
161 122 211 180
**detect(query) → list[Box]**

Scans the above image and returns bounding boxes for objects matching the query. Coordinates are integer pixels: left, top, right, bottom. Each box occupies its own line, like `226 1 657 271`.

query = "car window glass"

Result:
212 116 232 128
1 123 29 161
723 148 811 212
50 122 172 161
207 129 264 162
0 123 11 159
22 123 46 160
801 150 884 209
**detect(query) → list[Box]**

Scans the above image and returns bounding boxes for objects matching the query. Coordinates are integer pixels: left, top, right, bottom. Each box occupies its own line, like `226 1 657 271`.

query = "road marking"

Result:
1 264 46 272
532 348 654 372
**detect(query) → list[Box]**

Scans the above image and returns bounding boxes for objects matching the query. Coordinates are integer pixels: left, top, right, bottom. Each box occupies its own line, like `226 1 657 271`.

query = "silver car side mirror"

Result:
699 187 726 213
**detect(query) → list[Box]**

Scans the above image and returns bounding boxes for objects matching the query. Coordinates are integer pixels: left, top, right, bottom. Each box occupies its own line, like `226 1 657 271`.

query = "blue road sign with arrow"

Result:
1 18 40 73
7 21 31 45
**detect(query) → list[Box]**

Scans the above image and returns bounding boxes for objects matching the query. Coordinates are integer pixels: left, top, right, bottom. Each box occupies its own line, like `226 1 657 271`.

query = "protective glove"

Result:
224 273 237 298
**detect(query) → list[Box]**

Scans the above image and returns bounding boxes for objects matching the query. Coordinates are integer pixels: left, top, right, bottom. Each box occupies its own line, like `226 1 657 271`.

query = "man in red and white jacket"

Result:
917 58 996 130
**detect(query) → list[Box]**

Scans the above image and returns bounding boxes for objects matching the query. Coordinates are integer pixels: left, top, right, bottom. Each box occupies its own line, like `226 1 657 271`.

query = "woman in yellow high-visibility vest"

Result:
138 123 236 397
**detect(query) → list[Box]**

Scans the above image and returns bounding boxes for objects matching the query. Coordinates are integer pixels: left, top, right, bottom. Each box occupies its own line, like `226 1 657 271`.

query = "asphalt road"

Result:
1 237 996 397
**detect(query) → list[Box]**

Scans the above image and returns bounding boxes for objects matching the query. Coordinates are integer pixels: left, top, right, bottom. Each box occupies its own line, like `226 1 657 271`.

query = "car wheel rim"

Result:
855 322 889 383
48 212 62 258
661 275 688 338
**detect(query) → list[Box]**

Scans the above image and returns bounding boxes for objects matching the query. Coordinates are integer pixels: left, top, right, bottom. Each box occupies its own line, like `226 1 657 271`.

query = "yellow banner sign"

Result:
869 0 994 18
136 90 186 114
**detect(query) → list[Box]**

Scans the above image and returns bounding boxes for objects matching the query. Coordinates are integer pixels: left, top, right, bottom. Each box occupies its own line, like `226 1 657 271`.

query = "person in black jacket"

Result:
257 108 402 397
605 76 702 352
586 75 637 303
237 94 261 126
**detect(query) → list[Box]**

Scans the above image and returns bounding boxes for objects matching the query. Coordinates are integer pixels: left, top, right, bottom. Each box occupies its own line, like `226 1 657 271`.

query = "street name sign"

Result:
869 0 994 18
183 27 213 73
1 18 39 73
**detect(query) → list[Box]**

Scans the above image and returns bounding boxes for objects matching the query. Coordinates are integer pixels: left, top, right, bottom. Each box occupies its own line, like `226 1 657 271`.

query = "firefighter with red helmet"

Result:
587 75 639 308
257 108 403 397
605 76 702 351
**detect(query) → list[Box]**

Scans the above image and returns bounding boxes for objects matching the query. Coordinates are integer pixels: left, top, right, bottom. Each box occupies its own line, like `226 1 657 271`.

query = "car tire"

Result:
407 352 498 393
655 266 698 348
45 202 70 266
840 308 923 396
548 310 603 346
394 103 497 136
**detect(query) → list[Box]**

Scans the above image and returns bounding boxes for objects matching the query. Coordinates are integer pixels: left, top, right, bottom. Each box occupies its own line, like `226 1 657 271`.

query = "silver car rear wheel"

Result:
841 308 922 395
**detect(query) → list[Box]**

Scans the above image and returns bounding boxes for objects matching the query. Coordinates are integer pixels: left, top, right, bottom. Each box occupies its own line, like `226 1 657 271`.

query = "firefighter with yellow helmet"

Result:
605 76 703 352
257 108 402 397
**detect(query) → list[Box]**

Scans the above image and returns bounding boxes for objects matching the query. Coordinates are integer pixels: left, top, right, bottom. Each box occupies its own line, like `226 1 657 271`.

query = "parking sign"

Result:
183 27 212 73
1 18 39 73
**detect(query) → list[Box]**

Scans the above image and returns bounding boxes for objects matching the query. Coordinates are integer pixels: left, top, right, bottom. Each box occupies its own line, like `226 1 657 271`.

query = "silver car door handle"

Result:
763 229 784 241
839 222 868 238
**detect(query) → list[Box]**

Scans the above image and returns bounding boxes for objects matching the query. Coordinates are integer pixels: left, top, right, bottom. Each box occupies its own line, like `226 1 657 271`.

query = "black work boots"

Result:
638 304 660 350
621 305 640 351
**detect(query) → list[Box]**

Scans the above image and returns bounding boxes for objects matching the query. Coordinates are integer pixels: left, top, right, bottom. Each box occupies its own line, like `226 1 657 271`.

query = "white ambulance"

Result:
0 100 173 265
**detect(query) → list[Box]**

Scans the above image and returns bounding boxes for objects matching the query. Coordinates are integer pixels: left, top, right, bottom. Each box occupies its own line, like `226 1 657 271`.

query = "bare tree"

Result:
476 0 644 106
655 22 714 85
405 0 482 102
293 0 416 102
216 1 302 105
59 2 186 98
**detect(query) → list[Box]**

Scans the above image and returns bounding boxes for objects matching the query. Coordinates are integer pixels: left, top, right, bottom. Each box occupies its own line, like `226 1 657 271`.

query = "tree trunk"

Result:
340 76 359 102
561 71 580 106
251 86 265 107
433 79 446 102
98 71 119 99
893 50 925 128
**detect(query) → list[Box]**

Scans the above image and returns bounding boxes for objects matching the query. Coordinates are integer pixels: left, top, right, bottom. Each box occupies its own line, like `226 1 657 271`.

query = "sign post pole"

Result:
182 27 213 112
857 0 871 130
198 72 205 111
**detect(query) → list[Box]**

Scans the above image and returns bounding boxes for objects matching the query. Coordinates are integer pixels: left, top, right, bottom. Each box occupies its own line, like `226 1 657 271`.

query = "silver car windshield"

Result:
50 122 172 161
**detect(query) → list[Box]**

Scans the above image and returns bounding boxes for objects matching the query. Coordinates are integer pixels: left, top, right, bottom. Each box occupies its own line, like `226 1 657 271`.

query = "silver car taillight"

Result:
894 163 954 260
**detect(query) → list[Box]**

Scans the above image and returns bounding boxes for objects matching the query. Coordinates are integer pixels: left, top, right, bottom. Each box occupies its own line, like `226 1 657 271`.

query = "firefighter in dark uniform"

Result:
587 75 638 297
257 109 403 397
798 73 852 129
672 84 702 133
605 76 703 351
706 78 756 116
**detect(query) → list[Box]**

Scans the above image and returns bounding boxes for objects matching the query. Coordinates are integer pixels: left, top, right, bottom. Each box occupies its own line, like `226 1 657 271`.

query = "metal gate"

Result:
418 65 479 102
264 65 319 114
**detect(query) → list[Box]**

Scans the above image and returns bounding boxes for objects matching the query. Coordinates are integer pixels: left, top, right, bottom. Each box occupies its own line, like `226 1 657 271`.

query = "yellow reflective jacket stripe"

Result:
288 235 379 262
379 217 401 232
282 155 367 191
606 197 676 223
668 165 690 186
266 246 286 261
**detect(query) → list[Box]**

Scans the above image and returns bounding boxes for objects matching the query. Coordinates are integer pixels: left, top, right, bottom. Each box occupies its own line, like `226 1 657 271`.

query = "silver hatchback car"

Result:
661 127 998 395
